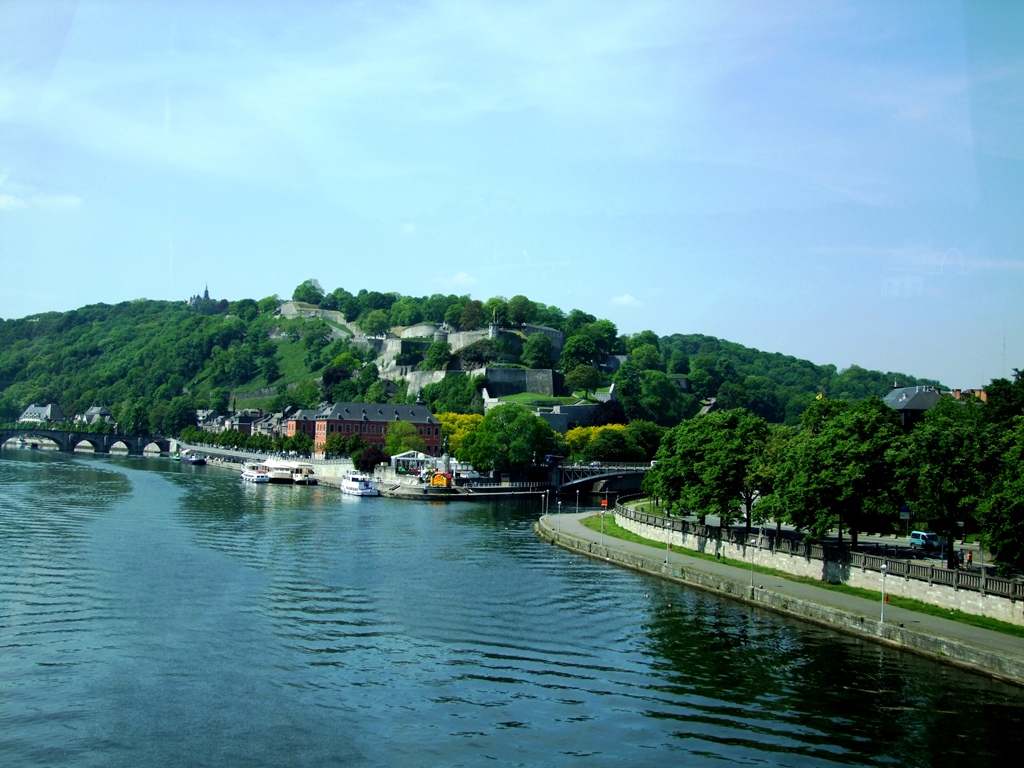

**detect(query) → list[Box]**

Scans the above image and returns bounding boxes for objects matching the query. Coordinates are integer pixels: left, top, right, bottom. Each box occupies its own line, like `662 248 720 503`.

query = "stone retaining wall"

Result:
536 519 1024 687
616 510 1024 627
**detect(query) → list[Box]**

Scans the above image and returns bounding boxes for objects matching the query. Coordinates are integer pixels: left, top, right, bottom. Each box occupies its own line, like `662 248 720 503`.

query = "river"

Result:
1 449 1022 767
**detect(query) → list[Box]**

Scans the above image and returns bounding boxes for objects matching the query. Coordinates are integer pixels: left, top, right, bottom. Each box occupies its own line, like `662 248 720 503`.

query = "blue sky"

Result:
1 0 1021 389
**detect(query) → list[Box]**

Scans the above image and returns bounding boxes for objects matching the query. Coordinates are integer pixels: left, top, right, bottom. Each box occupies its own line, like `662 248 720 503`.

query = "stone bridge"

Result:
0 428 171 456
554 463 650 493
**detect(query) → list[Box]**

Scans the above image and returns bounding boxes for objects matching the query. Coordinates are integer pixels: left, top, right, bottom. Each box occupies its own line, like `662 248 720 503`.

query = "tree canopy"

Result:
455 404 556 473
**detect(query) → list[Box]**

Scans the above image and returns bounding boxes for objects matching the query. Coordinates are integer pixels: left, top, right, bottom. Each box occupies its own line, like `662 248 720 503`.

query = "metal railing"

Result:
615 503 1024 599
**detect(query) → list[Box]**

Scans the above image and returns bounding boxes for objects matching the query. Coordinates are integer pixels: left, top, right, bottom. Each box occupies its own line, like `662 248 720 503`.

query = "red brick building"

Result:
312 403 442 454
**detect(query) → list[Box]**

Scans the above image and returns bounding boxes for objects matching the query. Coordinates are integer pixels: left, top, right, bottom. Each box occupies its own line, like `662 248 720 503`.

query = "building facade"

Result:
312 402 442 454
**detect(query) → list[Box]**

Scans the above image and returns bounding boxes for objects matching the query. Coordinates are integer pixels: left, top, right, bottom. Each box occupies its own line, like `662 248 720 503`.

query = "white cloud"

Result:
0 177 81 211
611 293 641 307
432 271 477 288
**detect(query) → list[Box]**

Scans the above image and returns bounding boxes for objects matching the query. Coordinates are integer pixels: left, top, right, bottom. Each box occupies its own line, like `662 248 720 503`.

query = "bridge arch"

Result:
0 429 68 451
71 436 108 452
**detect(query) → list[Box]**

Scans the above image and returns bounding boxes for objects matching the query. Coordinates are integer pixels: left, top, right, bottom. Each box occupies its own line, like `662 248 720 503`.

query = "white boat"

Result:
179 450 207 466
292 464 317 485
264 458 317 485
264 458 297 483
341 473 379 496
240 461 270 483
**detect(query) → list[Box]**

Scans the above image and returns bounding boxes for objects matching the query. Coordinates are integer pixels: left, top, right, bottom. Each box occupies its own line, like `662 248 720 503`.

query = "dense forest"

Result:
0 281 941 435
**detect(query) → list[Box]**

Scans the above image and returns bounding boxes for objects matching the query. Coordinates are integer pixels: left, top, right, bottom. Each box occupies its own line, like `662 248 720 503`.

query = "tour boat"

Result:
240 461 270 483
264 458 317 485
264 458 297 483
341 473 379 497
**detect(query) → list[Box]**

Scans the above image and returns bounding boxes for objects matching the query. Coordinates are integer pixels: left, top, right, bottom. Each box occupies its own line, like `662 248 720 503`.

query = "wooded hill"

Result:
0 284 941 434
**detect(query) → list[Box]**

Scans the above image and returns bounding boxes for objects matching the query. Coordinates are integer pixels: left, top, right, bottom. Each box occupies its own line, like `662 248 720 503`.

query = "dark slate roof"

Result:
883 386 942 412
316 402 439 424
289 409 320 422
18 403 67 422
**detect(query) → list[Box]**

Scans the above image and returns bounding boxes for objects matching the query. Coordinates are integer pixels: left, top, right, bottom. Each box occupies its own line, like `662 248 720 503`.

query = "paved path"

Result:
540 512 1024 669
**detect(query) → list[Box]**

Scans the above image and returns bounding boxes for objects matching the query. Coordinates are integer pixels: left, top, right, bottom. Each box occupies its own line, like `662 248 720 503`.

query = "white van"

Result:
909 530 941 553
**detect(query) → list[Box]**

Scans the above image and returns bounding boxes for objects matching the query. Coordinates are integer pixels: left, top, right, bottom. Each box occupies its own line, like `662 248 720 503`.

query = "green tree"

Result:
457 339 498 369
456 403 556 473
638 370 697 427
559 334 599 372
561 309 596 337
565 364 601 400
444 302 465 329
977 416 1024 572
895 397 994 568
774 398 903 545
625 330 660 353
423 341 453 371
630 343 663 372
460 300 486 331
386 420 426 455
644 409 771 529
584 428 644 463
161 395 198 436
482 297 508 326
419 375 485 415
624 420 665 461
292 279 325 305
580 319 619 357
294 380 322 409
520 333 554 369
262 355 280 383
291 431 314 454
208 388 229 415
507 295 535 325
359 310 390 337
363 380 389 403
983 374 1024 426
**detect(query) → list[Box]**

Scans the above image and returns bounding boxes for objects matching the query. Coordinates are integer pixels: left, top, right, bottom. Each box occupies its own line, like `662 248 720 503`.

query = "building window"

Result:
345 424 351 433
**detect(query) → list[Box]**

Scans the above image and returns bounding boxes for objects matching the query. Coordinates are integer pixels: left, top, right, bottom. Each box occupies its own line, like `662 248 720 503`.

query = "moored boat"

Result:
240 461 271 483
292 464 317 485
264 458 296 483
341 473 379 496
179 450 207 466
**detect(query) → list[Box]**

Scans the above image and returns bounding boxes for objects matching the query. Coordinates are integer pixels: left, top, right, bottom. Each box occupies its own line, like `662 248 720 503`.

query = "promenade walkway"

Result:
538 512 1024 686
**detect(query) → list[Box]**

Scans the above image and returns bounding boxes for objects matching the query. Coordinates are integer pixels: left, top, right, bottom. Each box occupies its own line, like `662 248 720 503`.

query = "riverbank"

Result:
537 512 1024 688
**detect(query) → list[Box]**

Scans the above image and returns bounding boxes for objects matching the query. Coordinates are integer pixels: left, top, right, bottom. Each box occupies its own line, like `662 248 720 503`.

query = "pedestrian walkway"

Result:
539 512 1024 686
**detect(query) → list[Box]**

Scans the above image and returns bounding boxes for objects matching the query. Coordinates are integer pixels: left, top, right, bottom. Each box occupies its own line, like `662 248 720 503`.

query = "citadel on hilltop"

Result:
187 286 228 315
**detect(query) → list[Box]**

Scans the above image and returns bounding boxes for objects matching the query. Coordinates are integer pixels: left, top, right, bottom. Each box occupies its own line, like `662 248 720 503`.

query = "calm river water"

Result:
2 449 1022 767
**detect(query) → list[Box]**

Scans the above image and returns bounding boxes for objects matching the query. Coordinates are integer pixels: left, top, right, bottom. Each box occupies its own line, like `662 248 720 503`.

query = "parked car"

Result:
589 461 602 468
909 530 942 553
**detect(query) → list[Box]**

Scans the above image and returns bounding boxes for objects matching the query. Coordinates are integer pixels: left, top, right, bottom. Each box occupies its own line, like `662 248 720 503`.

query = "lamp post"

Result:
557 500 561 535
665 517 671 564
880 563 888 624
749 537 757 595
576 489 579 515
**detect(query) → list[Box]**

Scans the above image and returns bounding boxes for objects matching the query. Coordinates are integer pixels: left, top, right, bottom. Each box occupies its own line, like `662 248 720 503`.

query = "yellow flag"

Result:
816 392 824 400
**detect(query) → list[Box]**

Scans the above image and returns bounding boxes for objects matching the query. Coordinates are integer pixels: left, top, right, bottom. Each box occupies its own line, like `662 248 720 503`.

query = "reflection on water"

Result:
1 449 1022 767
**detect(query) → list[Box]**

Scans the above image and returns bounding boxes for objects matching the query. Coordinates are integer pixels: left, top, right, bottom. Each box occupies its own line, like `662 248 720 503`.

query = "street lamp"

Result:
749 537 757 595
880 563 888 624
557 500 561 535
665 517 671 564
576 488 579 515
